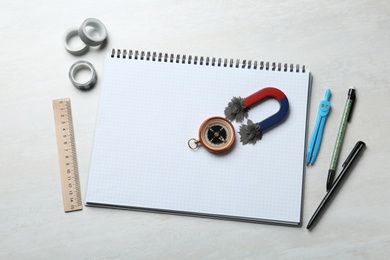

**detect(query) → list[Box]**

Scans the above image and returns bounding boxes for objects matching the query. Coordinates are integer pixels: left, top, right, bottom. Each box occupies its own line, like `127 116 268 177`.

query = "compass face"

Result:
206 124 228 145
198 116 235 153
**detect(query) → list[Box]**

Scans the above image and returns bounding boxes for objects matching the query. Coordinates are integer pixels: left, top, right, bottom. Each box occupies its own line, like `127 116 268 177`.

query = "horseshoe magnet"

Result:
224 87 289 145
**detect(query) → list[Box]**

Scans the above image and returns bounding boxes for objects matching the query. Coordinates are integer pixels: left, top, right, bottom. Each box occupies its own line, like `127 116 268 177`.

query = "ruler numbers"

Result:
53 98 83 212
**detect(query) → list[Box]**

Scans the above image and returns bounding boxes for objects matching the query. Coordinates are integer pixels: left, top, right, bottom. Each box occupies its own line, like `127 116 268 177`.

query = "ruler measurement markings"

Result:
53 98 82 212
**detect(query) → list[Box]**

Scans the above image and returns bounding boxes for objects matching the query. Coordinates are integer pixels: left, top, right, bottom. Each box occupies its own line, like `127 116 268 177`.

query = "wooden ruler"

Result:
53 98 83 212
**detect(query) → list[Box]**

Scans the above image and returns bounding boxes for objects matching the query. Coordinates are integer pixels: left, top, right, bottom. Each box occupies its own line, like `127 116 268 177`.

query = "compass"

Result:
188 116 235 153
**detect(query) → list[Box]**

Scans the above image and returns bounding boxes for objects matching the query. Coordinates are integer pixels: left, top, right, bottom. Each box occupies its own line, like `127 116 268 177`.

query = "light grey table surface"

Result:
1 1 389 259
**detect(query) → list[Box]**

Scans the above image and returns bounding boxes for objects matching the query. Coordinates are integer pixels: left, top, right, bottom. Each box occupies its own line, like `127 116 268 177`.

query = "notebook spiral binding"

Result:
111 49 306 73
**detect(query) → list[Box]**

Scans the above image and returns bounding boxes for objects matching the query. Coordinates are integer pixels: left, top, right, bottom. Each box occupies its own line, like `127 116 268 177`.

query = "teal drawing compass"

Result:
306 89 331 165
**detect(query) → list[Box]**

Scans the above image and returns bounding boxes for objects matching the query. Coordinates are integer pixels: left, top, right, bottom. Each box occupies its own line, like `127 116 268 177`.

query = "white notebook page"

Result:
86 52 311 225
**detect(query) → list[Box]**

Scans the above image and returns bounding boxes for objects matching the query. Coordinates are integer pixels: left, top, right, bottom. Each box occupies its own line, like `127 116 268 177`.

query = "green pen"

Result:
326 87 356 191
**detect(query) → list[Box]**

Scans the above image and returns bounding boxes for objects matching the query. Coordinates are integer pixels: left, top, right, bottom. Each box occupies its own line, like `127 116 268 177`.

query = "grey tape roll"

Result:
78 18 107 47
68 61 97 90
62 26 89 55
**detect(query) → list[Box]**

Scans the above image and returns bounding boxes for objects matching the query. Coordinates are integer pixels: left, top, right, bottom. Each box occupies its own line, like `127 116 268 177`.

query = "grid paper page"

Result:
86 52 311 225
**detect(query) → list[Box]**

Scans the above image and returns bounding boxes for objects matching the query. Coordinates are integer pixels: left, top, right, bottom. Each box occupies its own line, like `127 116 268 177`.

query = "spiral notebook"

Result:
85 49 312 226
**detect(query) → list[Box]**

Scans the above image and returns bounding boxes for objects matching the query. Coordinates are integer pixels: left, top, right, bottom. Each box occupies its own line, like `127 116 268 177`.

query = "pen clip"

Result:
347 88 356 122
342 141 365 168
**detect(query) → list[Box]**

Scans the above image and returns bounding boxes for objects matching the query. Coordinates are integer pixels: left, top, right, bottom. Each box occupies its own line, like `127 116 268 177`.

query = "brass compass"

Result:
188 116 235 153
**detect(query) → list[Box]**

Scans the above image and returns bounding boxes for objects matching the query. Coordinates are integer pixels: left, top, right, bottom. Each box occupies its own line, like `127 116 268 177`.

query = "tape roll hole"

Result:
62 26 89 55
66 31 86 50
71 64 93 84
83 19 107 42
85 25 102 41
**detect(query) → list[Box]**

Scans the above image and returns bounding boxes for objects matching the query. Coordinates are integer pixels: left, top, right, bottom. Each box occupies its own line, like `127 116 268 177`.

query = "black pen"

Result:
307 141 366 230
326 88 356 191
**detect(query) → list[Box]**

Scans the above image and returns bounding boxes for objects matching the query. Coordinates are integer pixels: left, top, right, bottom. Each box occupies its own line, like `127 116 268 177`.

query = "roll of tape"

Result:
78 18 107 47
68 61 97 90
62 26 89 55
